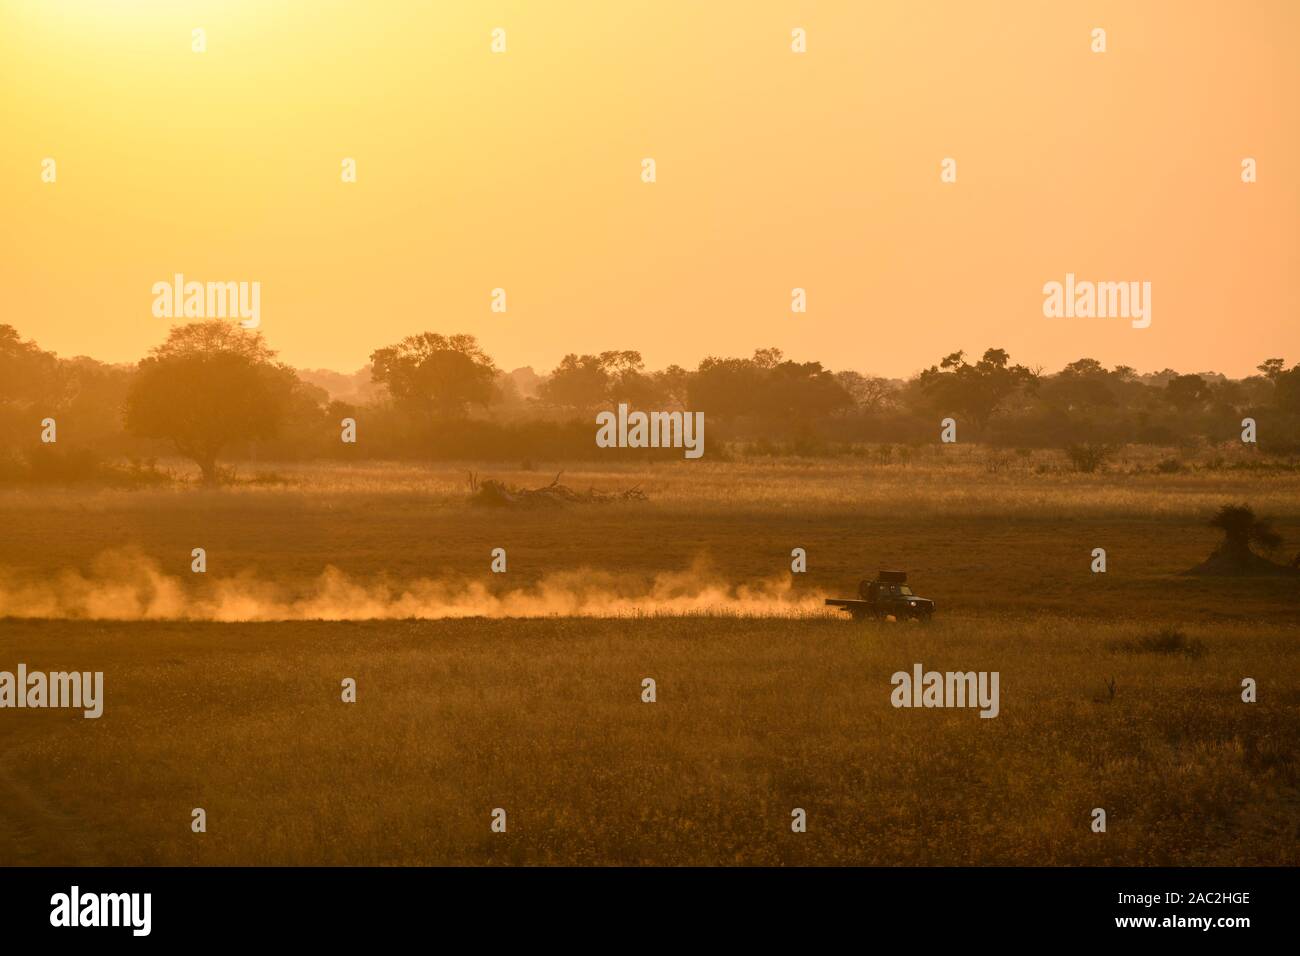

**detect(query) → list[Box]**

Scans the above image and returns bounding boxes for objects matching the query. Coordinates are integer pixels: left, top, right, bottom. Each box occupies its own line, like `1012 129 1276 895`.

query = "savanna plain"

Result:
1 448 1296 865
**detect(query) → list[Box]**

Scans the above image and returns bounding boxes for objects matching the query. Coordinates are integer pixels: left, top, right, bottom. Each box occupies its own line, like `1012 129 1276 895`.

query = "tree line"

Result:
3 321 1299 481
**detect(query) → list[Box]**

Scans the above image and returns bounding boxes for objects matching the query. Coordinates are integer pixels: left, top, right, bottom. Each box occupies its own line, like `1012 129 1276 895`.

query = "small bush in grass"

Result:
22 447 104 482
1108 627 1205 658
1064 442 1115 473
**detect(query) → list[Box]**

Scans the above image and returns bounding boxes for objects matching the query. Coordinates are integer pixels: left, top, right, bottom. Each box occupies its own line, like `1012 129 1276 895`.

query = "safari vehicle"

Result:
825 570 935 622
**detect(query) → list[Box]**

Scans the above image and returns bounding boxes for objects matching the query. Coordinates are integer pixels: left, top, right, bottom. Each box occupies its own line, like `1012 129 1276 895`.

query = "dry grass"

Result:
0 456 1296 865
0 615 1294 866
6 445 1298 518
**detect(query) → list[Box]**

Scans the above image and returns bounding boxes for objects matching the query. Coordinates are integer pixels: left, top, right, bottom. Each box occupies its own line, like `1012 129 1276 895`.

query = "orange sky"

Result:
2 0 1297 379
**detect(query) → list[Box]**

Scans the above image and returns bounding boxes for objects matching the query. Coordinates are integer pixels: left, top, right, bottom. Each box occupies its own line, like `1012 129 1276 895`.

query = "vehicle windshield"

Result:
876 583 915 596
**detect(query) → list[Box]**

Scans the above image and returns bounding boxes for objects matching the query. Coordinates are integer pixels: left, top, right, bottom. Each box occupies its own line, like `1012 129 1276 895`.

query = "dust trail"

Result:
0 549 830 621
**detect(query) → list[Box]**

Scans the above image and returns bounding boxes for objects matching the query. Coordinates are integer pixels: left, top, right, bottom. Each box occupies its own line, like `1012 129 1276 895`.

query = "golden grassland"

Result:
0 454 1297 865
8 443 1300 517
1 616 1295 866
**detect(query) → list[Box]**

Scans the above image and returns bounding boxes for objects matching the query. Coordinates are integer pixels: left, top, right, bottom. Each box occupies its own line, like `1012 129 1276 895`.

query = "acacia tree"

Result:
124 321 295 482
369 332 497 421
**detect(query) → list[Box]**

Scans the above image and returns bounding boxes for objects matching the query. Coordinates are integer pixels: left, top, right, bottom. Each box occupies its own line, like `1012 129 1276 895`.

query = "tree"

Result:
538 351 664 411
1257 358 1286 381
1062 357 1106 377
124 321 295 482
1165 373 1211 412
369 333 497 420
653 364 690 409
762 360 853 421
0 325 63 445
600 351 664 407
916 348 1035 431
0 324 61 405
689 355 767 419
1041 358 1118 413
538 353 612 411
58 356 136 451
1271 362 1300 415
834 371 897 412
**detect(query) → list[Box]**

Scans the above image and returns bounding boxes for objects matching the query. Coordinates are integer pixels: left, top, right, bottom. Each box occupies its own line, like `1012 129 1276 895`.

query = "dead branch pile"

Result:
467 471 647 508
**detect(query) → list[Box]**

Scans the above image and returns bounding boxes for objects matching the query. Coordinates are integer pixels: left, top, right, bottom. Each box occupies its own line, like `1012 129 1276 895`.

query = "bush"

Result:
113 458 175 487
0 449 177 488
1108 627 1206 658
21 447 105 483
1064 442 1114 473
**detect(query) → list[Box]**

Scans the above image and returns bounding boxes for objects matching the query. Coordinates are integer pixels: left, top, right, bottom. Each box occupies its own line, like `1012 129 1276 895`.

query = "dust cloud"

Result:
0 549 829 621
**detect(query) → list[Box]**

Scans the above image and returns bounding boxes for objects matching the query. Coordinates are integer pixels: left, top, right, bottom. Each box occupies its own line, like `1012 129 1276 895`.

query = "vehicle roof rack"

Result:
877 570 908 583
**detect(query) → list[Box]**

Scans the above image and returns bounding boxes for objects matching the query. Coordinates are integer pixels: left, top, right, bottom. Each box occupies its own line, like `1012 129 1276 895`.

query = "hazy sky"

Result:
3 0 1297 378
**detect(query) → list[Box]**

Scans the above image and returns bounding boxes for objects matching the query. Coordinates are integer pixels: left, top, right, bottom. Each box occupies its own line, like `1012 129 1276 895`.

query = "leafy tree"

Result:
762 360 853 421
538 353 612 411
0 325 61 405
916 348 1035 431
689 355 767 419
1062 357 1106 377
1041 357 1118 412
124 321 295 482
0 325 63 446
688 350 851 427
1211 378 1246 407
653 364 691 409
539 351 664 411
1165 373 1212 412
59 356 135 450
369 333 496 420
1257 358 1286 381
1271 362 1300 415
149 320 277 362
600 351 663 407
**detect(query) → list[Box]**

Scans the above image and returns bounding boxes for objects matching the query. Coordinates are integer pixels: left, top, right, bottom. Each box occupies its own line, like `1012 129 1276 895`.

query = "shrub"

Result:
1108 627 1206 657
1064 442 1115 473
21 447 105 483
